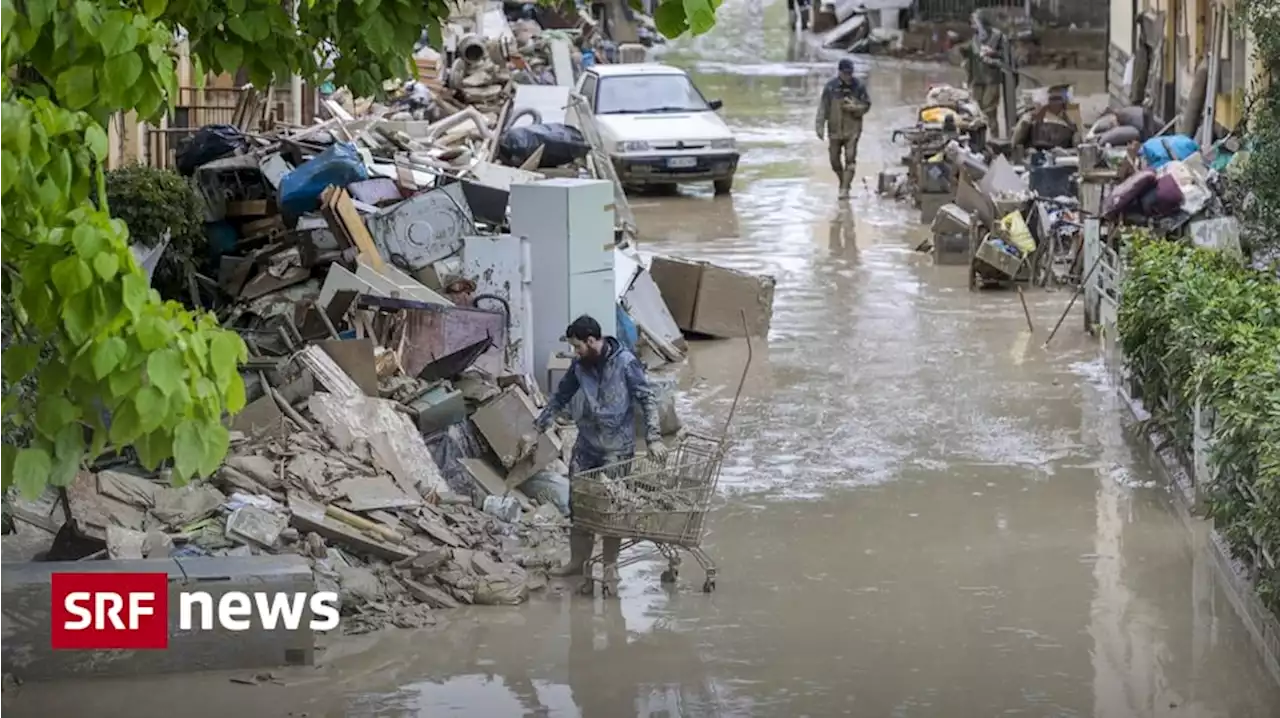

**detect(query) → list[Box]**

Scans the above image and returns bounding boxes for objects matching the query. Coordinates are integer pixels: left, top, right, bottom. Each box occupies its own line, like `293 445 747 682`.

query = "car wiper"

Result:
647 106 700 113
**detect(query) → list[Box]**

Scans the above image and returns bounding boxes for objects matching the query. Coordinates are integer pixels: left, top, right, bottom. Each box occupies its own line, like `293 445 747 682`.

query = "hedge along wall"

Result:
1118 234 1280 614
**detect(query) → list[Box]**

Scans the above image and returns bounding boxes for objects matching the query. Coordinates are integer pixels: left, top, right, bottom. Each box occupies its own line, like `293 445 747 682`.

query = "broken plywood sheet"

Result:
66 471 148 541
317 338 379 396
297 344 363 398
308 391 449 497
458 458 507 496
334 474 423 512
469 387 542 469
231 394 288 439
355 258 449 305
318 263 382 311
623 265 687 352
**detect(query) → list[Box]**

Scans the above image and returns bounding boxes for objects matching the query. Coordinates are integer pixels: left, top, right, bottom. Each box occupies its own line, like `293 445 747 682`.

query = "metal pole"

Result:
1043 253 1105 349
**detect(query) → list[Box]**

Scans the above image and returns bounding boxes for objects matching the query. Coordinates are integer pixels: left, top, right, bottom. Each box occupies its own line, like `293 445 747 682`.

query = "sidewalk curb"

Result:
1116 385 1280 686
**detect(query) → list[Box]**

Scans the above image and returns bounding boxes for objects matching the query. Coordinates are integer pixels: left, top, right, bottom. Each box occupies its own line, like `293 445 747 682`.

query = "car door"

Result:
568 72 600 134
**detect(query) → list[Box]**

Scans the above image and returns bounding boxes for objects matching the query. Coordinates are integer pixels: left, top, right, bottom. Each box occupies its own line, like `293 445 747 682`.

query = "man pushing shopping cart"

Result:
534 314 667 587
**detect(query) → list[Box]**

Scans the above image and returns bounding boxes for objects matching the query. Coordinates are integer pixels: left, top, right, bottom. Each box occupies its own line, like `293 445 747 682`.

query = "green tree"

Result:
1232 0 1280 256
0 0 721 499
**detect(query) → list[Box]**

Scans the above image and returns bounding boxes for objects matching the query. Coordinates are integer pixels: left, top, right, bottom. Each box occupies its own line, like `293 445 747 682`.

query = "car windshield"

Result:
595 74 710 115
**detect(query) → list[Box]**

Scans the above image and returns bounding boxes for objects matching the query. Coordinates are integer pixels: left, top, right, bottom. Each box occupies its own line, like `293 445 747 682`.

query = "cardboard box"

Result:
649 256 775 339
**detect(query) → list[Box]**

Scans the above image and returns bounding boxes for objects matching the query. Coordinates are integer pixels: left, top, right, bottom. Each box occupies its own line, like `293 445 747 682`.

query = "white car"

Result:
574 63 739 195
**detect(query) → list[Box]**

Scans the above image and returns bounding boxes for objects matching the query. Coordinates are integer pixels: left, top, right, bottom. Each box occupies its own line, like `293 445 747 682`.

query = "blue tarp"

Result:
1141 134 1199 170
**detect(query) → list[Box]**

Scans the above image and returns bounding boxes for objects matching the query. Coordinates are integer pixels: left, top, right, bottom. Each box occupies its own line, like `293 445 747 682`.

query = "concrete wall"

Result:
2 555 318 682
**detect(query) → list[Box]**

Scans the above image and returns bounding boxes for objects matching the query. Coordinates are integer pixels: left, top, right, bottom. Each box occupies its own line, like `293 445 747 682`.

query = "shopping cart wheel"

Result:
578 579 594 596
702 578 716 593
660 568 679 584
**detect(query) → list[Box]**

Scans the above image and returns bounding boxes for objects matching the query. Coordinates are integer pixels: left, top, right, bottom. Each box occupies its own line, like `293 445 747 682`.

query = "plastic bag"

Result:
175 125 248 176
497 123 591 168
998 210 1036 255
278 142 369 216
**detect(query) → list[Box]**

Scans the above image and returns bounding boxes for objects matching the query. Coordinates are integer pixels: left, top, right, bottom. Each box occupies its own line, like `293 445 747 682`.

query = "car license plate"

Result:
666 157 697 169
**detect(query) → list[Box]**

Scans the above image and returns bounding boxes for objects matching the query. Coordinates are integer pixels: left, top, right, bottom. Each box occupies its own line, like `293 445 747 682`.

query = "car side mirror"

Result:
708 99 723 111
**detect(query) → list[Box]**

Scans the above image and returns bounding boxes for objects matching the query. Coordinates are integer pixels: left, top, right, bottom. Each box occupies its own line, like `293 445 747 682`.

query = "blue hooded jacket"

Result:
536 337 660 467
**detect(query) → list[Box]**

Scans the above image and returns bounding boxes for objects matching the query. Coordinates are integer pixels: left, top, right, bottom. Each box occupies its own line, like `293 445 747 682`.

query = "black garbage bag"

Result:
174 124 249 176
497 123 591 169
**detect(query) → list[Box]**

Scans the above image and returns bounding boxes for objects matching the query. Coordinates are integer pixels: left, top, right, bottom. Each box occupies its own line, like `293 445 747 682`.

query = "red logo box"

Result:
51 572 170 650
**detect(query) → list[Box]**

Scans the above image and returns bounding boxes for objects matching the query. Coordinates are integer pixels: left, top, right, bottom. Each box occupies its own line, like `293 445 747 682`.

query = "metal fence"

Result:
141 84 315 170
913 0 1108 27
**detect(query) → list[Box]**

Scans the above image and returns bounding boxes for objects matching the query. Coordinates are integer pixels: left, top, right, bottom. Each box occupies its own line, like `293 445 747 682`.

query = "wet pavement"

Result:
9 2 1280 716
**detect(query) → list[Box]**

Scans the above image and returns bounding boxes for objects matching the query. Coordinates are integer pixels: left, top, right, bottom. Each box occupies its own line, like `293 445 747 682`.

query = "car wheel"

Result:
713 177 733 196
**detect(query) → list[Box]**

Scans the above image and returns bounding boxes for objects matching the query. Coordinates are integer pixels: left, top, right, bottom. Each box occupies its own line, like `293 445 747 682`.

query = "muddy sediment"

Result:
7 2 1280 716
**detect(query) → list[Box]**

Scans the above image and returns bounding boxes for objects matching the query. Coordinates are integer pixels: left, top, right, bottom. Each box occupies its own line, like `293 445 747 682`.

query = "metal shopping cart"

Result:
571 315 753 597
572 433 726 595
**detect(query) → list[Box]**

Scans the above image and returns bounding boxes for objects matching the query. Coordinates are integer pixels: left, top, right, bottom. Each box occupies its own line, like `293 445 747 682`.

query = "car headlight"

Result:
710 138 736 150
618 140 651 153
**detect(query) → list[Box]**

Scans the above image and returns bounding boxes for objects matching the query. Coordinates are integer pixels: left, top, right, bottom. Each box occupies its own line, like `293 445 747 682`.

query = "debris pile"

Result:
1 0 783 640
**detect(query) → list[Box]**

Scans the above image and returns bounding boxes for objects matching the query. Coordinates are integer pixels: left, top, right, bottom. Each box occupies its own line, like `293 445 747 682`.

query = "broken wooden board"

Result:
320 186 385 271
308 391 450 497
458 458 507 497
288 495 416 562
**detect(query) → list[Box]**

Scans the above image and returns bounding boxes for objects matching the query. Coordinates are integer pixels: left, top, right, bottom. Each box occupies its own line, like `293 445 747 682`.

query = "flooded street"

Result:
10 1 1280 716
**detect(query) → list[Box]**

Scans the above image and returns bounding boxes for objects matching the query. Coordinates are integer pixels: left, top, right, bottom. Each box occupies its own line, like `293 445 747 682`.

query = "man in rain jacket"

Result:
535 314 665 592
815 57 872 200
960 9 1008 136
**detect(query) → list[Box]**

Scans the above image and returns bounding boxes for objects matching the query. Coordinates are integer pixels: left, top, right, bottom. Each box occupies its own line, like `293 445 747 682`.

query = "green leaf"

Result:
213 40 244 74
122 273 148 318
13 448 52 499
146 347 184 395
198 422 230 477
108 365 144 398
209 331 241 381
93 251 120 280
654 1 690 38
35 395 80 437
50 424 86 486
171 419 203 481
92 336 128 378
136 314 171 350
2 344 42 382
104 52 144 89
134 385 168 432
71 224 105 258
134 431 169 470
50 256 94 297
99 15 139 56
142 0 166 20
107 401 143 445
225 371 246 413
226 16 252 40
54 65 97 110
85 123 111 163
682 0 716 35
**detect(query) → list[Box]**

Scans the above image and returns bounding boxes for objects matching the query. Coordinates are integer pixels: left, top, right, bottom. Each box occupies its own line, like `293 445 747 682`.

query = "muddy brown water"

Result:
9 3 1280 717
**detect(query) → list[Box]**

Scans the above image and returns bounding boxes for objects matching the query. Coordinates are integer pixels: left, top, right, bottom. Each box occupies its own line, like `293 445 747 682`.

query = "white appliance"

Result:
510 178 617 392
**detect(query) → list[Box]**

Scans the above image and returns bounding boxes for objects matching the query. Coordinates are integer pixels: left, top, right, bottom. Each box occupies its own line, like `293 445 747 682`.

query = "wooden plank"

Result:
320 186 385 271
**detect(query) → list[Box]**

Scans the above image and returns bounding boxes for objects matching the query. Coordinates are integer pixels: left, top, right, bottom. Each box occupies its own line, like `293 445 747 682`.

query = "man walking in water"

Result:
815 57 871 200
536 314 666 595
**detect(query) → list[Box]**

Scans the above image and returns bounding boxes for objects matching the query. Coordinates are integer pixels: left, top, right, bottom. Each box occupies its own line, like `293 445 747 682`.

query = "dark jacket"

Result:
537 337 660 460
816 76 871 140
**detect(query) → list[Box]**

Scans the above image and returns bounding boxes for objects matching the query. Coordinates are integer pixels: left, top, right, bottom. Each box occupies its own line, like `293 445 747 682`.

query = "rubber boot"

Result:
552 529 593 577
838 170 855 200
601 536 622 597
788 9 797 29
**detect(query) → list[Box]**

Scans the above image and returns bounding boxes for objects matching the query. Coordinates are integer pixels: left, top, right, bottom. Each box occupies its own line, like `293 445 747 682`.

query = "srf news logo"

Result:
51 572 340 650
